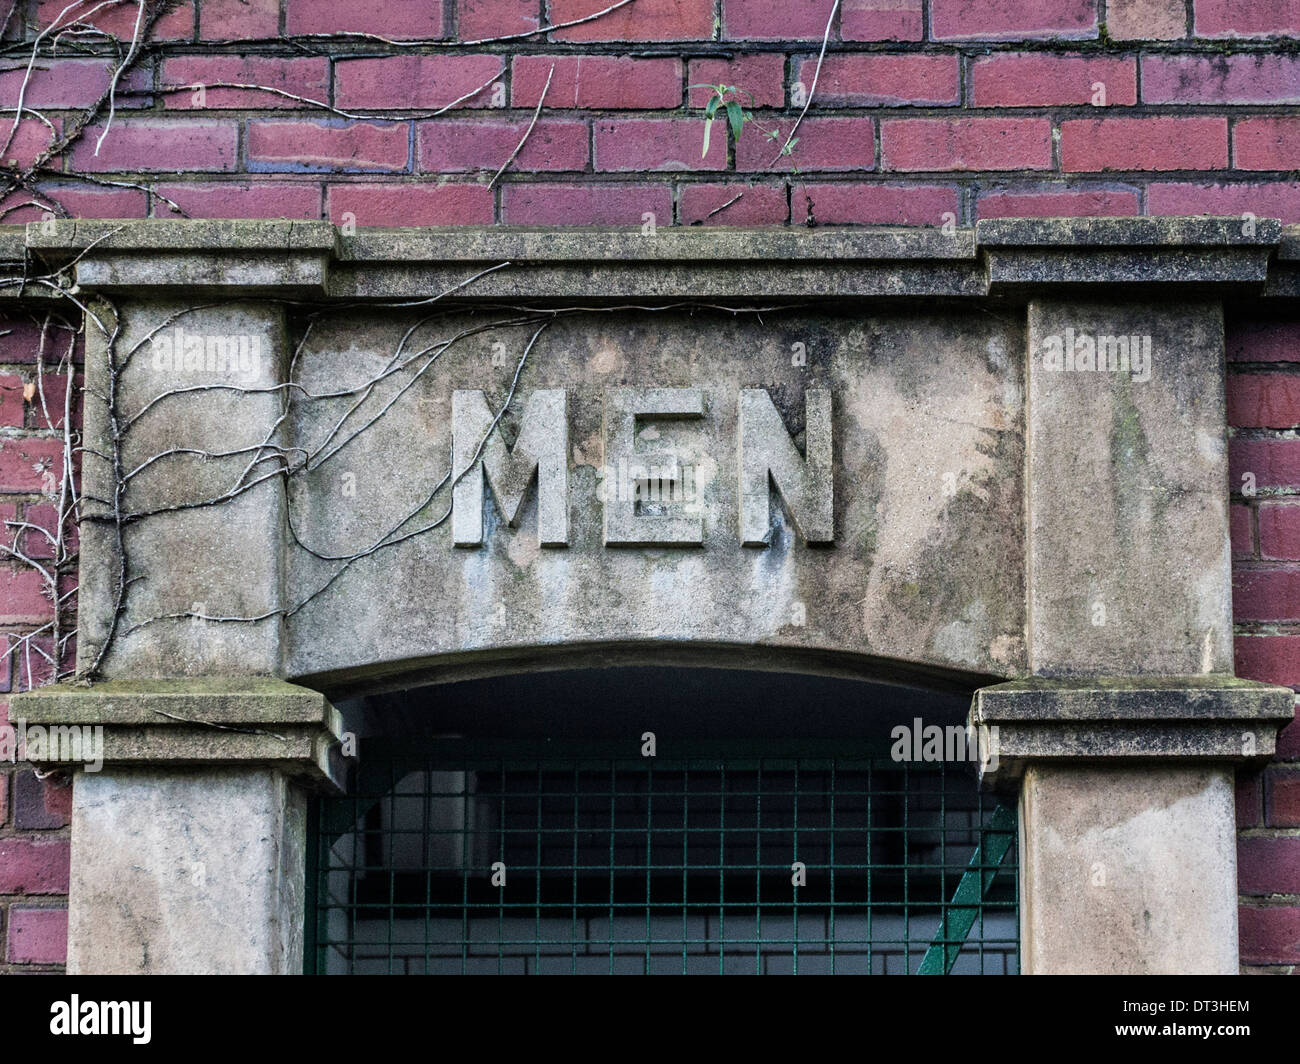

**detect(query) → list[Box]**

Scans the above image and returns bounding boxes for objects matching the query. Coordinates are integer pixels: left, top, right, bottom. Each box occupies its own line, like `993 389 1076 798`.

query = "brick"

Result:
334 55 503 111
37 183 148 219
247 119 410 173
419 119 588 173
1233 568 1300 621
21 502 71 561
1231 502 1254 558
152 180 321 220
680 182 788 225
5 907 67 965
35 0 194 40
688 55 786 109
971 53 1137 107
552 0 714 41
0 196 48 224
595 118 726 172
161 56 330 110
1106 0 1187 39
200 0 281 38
502 182 672 225
25 373 79 432
0 373 22 427
13 771 71 830
795 182 959 225
70 118 237 173
1142 55 1300 105
0 321 48 365
1148 181 1300 224
327 184 494 226
1237 769 1261 827
12 633 69 693
0 838 69 893
1233 438 1300 491
736 117 876 172
881 117 1051 172
0 438 65 492
0 58 150 110
1195 0 1300 38
1061 117 1227 171
0 568 52 625
1260 502 1300 560
723 0 840 40
1279 708 1300 759
1229 320 1300 363
1235 118 1300 172
1239 905 1300 964
285 0 447 38
976 185 1140 219
514 56 683 109
1268 769 1300 826
458 0 539 40
797 54 960 106
0 116 61 171
841 0 924 41
931 0 1098 40
1229 374 1300 429
1239 835 1300 894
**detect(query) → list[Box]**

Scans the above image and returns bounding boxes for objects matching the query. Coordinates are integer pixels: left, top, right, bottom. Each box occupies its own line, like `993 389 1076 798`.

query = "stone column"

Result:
973 293 1295 974
18 680 343 974
15 221 341 974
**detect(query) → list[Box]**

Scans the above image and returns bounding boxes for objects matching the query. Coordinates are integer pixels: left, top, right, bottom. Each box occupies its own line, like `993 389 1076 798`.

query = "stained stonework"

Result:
9 217 1299 975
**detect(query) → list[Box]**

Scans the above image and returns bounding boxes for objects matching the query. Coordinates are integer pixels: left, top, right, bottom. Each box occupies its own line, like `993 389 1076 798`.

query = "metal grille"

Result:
309 739 1018 975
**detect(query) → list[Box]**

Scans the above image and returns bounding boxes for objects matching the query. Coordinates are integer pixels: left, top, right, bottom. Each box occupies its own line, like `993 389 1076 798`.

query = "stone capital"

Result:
969 676 1296 790
14 678 346 791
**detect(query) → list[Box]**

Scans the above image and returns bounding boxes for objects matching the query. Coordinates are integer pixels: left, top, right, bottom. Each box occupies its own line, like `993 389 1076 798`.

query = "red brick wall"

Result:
1230 316 1300 975
0 0 1297 972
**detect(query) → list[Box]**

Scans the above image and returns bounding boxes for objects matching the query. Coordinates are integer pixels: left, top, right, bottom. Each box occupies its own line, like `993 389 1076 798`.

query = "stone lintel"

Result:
970 676 1296 790
13 678 345 790
3 217 1295 300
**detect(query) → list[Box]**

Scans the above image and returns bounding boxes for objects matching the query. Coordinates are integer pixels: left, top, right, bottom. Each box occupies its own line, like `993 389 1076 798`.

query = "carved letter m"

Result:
451 389 568 547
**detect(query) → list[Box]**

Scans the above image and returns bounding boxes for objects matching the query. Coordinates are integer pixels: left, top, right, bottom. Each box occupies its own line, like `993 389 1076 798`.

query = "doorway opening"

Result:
307 666 1018 975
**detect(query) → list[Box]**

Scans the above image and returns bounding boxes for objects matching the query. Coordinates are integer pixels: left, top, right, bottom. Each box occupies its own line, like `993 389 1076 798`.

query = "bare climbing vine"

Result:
70 274 803 680
0 0 835 682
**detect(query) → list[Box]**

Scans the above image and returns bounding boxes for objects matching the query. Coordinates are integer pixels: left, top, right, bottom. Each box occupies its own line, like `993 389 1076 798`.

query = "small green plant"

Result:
689 84 798 159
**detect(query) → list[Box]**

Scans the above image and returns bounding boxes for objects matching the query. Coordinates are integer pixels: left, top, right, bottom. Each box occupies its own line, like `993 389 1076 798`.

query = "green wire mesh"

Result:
308 739 1018 975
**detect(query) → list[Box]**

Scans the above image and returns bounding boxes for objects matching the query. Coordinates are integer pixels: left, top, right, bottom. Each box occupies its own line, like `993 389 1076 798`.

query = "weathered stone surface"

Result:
78 298 289 678
1019 764 1239 975
17 679 345 788
68 767 307 975
283 304 1025 686
972 677 1296 787
8 216 1296 980
1026 299 1233 676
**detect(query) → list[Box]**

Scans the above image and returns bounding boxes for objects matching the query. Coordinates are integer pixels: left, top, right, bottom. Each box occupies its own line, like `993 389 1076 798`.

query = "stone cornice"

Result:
970 677 1297 790
17 679 346 791
7 216 1296 300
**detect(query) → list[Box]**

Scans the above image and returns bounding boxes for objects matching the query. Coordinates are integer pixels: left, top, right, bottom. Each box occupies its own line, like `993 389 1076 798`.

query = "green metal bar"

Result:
312 741 1019 976
916 802 1017 975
